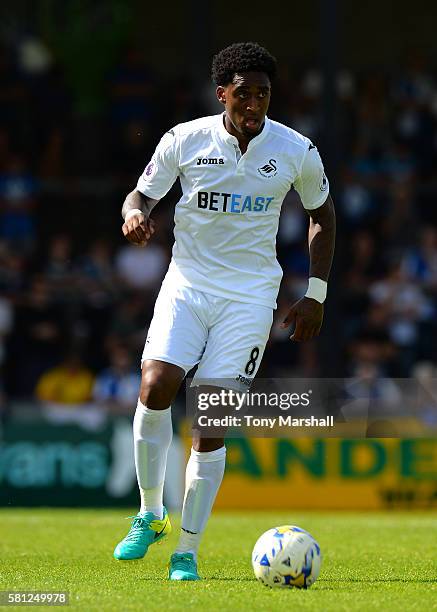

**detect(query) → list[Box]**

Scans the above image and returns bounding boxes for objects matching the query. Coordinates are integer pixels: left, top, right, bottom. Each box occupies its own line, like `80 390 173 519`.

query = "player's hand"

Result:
280 296 324 342
122 212 155 247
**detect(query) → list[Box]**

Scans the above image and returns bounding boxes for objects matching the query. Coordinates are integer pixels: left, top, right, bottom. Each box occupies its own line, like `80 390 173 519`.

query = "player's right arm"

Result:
121 191 157 247
121 128 179 247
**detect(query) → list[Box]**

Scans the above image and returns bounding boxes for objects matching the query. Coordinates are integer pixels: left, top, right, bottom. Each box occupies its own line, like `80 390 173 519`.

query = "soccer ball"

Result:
252 525 322 588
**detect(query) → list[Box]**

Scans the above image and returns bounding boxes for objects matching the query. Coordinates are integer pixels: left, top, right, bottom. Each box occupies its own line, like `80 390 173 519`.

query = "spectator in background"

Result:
347 330 396 379
109 46 158 179
93 344 141 415
340 137 383 229
114 241 168 290
402 227 437 291
107 292 152 355
382 138 417 185
35 351 103 430
381 182 417 247
43 235 75 302
112 119 152 183
289 69 321 141
36 351 93 404
109 46 157 126
0 241 27 295
369 261 434 372
355 72 389 150
345 230 383 295
7 276 65 397
76 238 116 303
0 154 38 251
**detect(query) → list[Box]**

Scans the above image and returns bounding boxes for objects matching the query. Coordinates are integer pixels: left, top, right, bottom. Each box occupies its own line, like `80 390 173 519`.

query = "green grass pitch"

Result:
0 509 436 611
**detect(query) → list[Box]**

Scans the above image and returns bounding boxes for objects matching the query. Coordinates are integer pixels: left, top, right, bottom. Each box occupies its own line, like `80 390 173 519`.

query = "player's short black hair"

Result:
211 42 277 86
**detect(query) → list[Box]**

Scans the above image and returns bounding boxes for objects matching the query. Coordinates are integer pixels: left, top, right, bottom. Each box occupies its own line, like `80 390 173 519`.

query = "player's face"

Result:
217 72 271 138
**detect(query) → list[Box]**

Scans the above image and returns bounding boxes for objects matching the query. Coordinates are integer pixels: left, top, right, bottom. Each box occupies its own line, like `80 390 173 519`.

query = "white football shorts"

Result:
142 278 273 390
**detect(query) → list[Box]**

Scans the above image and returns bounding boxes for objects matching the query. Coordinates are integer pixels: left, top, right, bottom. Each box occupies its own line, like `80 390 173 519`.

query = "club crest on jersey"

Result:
196 157 225 165
257 158 278 178
320 173 328 191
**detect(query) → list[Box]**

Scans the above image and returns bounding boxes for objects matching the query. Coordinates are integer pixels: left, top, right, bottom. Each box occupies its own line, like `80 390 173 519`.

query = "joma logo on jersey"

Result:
258 158 278 178
196 157 225 165
236 374 252 387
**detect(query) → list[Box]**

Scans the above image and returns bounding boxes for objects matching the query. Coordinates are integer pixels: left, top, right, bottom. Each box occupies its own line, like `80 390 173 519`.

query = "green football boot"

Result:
168 552 201 580
113 508 171 560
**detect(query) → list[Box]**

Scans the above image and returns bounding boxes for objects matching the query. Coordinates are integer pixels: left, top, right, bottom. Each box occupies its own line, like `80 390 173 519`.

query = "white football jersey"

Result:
137 113 329 309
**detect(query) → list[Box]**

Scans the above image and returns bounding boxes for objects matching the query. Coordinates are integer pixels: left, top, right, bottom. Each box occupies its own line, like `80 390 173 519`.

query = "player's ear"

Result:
216 86 226 105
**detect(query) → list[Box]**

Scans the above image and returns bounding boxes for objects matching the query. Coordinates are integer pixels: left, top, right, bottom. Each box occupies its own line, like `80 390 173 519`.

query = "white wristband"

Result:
305 277 327 303
124 208 144 222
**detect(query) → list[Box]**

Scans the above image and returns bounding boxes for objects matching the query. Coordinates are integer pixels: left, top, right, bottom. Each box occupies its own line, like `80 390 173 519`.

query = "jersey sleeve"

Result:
293 143 329 210
136 128 179 200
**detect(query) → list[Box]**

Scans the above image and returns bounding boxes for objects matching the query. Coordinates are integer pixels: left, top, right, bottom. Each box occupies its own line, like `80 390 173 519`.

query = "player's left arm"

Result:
281 145 336 342
307 194 335 282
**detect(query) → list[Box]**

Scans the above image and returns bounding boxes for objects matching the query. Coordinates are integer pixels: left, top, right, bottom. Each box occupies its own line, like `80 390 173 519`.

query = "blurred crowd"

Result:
1 37 437 424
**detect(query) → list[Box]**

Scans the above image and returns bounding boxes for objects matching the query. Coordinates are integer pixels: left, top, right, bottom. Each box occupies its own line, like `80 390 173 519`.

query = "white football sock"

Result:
176 446 226 559
133 400 172 519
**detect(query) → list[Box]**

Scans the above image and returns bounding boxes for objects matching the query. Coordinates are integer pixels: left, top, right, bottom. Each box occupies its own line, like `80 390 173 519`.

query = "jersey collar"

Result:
216 113 271 149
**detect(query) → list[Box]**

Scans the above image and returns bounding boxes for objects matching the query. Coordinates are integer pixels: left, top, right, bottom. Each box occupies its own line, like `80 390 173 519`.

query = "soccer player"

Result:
113 42 336 580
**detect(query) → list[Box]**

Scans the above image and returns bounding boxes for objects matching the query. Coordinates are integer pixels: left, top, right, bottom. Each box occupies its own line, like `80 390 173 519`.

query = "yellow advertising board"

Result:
212 438 437 510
